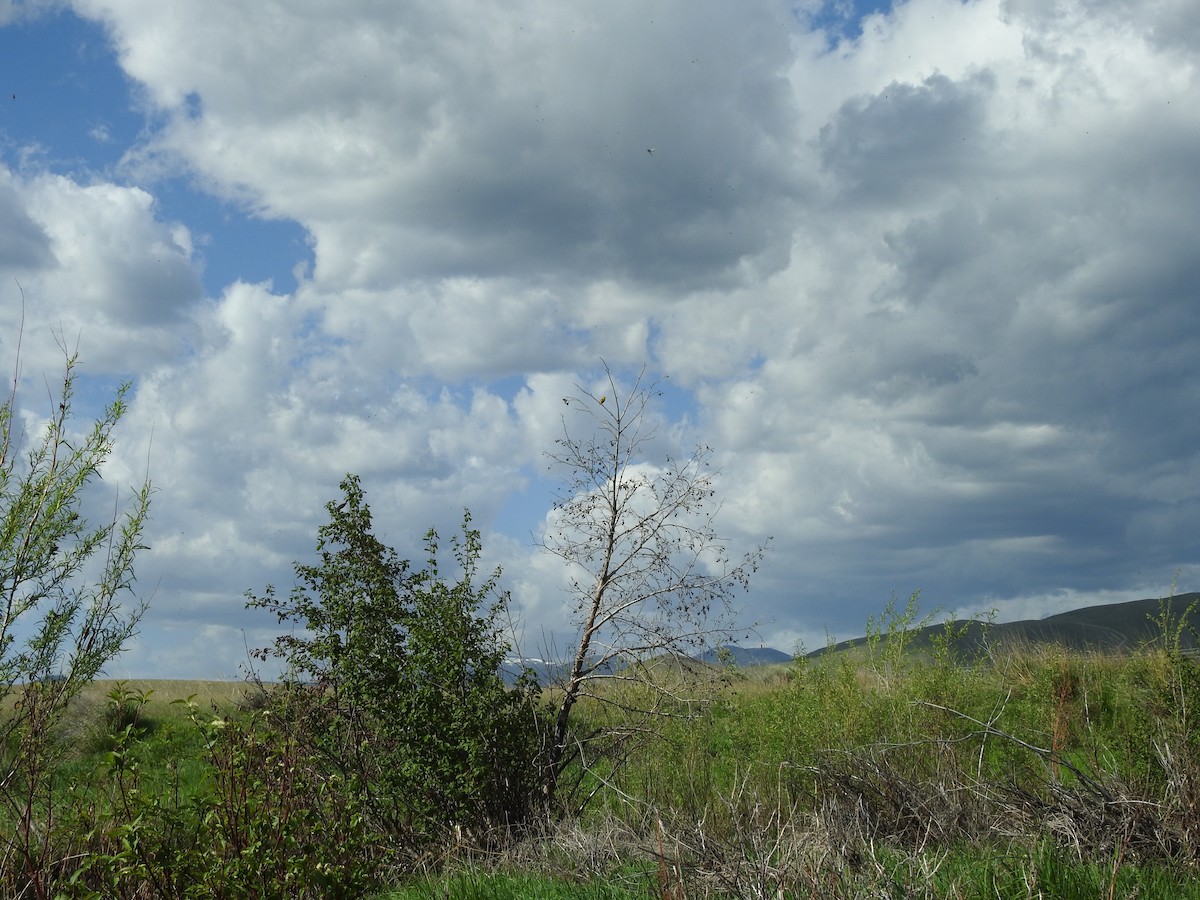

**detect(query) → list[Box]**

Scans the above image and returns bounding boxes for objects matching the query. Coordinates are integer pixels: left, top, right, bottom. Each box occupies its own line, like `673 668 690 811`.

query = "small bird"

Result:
646 148 654 155
598 395 606 405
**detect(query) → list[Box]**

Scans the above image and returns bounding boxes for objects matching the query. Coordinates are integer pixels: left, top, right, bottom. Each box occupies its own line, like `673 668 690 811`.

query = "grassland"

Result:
7 604 1200 898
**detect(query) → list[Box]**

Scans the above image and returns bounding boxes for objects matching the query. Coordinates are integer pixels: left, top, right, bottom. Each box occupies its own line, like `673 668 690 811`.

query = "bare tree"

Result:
539 364 768 808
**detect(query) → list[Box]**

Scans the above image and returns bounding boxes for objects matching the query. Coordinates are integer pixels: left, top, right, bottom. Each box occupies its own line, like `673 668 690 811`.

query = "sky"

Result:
1 0 1198 679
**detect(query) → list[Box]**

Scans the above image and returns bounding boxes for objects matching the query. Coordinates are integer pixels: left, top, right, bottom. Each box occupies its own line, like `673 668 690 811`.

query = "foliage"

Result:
8 622 1200 897
246 474 546 846
34 684 377 899
0 350 151 896
539 363 768 811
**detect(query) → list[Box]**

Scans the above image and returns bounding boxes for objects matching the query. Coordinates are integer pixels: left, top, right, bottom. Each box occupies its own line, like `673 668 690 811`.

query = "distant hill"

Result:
504 593 1200 684
807 592 1200 661
694 645 793 667
504 645 792 684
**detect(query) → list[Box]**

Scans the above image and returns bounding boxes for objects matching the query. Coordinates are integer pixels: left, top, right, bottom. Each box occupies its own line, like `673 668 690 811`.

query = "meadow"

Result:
6 600 1200 898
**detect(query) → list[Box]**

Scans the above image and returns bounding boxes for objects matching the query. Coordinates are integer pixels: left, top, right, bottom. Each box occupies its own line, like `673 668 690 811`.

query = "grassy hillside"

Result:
809 591 1200 661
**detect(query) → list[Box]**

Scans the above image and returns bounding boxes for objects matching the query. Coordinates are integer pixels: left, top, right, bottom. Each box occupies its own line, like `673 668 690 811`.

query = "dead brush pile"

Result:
809 725 1200 867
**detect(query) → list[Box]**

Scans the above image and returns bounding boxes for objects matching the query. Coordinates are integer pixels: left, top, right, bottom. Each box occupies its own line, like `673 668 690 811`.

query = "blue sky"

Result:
2 10 311 295
1 0 1198 678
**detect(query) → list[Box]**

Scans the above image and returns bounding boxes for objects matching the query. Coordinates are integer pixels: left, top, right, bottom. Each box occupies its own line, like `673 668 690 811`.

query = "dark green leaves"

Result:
247 476 547 843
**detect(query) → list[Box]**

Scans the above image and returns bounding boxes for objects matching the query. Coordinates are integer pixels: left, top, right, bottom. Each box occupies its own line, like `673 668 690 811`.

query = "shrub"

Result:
62 687 379 899
0 351 151 899
247 475 548 853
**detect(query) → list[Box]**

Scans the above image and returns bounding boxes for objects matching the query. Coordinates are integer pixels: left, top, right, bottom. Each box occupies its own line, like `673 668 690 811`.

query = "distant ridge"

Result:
694 645 793 667
507 593 1200 681
505 647 791 682
807 592 1200 661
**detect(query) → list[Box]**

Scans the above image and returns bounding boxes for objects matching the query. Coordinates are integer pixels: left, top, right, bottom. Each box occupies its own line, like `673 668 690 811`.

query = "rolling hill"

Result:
504 593 1200 680
807 592 1200 661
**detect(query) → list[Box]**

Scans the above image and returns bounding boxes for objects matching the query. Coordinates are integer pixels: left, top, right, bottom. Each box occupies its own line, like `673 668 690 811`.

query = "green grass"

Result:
3 678 261 844
9 638 1200 898
912 843 1200 900
554 635 1200 897
382 871 655 900
44 679 258 796
378 846 1200 900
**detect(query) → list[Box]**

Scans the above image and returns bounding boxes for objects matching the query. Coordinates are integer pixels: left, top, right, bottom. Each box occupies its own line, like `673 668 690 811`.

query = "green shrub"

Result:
61 687 379 899
246 475 549 852
0 352 151 899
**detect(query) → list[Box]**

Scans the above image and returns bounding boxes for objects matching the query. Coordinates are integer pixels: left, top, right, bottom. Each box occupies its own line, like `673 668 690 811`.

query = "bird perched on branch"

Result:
598 395 606 405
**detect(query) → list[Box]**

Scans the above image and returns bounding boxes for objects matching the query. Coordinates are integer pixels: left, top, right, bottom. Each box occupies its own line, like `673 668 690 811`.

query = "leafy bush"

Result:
0 352 151 898
55 685 378 899
247 475 548 850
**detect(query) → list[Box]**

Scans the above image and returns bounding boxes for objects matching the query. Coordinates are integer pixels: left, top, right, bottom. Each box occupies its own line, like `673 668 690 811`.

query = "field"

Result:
6 606 1200 898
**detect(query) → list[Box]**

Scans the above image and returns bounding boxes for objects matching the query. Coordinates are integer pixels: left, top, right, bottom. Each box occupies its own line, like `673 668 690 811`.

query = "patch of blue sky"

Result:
802 0 897 44
72 370 133 410
654 373 700 432
0 10 140 174
491 472 550 542
485 361 703 540
470 372 529 401
151 177 312 297
0 10 312 299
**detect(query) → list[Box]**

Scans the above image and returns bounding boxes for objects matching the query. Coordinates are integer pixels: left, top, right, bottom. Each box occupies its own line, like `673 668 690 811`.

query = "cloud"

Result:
678 0 1200 642
81 0 805 290
819 72 996 206
0 164 203 374
1 0 1197 676
0 171 54 268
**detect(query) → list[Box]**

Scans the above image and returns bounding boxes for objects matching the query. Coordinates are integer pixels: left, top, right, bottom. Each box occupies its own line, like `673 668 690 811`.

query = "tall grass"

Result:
6 615 1200 898
545 603 1200 898
383 870 654 899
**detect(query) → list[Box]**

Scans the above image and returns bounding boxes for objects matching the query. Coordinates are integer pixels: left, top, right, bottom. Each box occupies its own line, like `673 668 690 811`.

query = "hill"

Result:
503 593 1200 682
807 592 1200 661
694 645 793 667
